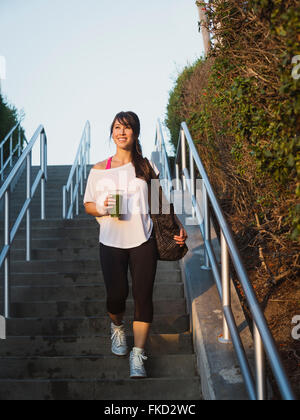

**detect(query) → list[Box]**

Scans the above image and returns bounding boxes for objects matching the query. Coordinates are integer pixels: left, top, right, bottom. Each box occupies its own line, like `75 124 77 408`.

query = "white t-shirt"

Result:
83 160 160 249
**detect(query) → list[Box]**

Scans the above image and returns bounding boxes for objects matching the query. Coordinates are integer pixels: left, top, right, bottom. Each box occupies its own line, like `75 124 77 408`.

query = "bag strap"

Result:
144 158 158 215
105 157 113 170
144 158 175 217
144 157 159 181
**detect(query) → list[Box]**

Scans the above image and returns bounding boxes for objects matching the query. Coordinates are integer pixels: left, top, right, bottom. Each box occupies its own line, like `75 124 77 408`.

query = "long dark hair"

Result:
110 111 152 183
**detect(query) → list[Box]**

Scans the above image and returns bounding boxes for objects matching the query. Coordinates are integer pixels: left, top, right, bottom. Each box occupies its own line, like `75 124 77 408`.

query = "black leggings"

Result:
99 233 158 323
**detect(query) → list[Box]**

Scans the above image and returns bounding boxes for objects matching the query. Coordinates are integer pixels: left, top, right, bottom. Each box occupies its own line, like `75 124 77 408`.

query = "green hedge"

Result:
166 0 300 240
0 94 25 163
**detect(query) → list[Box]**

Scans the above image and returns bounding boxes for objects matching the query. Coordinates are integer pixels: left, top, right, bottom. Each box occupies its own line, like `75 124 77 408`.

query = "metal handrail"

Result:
156 119 295 400
62 121 90 219
0 125 47 319
0 119 28 181
155 120 173 197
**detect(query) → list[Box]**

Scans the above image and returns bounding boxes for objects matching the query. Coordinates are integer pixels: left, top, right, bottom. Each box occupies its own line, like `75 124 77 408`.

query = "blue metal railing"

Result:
62 121 91 219
0 125 47 319
0 120 28 182
155 119 295 401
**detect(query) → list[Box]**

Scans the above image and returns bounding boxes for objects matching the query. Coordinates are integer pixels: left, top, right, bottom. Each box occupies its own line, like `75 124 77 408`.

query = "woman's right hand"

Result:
96 194 116 216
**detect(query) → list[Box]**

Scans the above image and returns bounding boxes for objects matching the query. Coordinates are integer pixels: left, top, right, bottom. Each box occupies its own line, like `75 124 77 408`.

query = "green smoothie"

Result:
109 190 123 218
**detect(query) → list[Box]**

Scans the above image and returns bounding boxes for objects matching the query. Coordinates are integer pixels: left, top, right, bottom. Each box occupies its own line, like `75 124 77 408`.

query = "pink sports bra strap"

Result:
105 157 113 170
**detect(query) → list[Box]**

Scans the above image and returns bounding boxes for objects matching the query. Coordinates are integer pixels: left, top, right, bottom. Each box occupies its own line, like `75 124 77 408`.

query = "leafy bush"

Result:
166 0 300 240
0 94 25 164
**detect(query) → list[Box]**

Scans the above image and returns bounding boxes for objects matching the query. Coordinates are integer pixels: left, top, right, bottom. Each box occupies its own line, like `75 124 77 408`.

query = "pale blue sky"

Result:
0 0 204 165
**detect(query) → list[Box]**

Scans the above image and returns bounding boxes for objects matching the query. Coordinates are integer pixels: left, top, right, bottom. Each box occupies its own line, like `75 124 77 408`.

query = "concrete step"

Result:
11 188 67 195
10 219 97 230
0 333 194 357
13 166 73 178
8 215 99 228
12 186 87 196
0 354 197 380
5 269 182 286
0 283 184 302
11 237 100 250
10 299 187 318
6 314 190 336
12 247 103 261
8 196 84 204
13 179 71 188
0 377 202 400
11 186 69 195
11 191 82 200
6 259 101 273
0 164 203 401
9 203 79 210
11 245 181 261
10 227 99 240
6 259 179 274
8 209 87 218
4 210 88 221
7 209 88 219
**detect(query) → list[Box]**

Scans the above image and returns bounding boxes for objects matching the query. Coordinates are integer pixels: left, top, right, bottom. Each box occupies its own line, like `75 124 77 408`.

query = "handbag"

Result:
145 158 188 261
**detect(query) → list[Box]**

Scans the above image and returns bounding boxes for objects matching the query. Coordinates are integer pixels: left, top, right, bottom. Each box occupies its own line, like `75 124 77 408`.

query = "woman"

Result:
83 111 188 379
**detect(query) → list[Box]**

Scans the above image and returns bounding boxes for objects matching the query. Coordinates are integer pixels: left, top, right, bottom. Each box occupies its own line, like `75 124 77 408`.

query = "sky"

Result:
0 0 204 166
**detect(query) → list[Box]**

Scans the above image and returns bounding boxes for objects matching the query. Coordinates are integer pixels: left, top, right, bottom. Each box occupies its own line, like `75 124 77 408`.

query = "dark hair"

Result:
110 111 152 183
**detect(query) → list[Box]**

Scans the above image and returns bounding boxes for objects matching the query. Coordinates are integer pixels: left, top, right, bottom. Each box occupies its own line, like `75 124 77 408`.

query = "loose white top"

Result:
83 161 159 249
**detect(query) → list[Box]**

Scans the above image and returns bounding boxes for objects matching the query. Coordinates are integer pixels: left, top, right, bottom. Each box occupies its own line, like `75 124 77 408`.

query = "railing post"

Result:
4 189 10 318
201 183 211 270
254 322 267 400
62 186 66 219
175 163 180 191
76 165 79 216
219 231 231 343
9 135 12 167
161 147 165 181
40 131 46 220
1 146 3 181
26 152 31 262
157 121 162 160
87 130 91 168
80 151 84 196
62 122 90 220
181 129 187 191
70 180 74 219
18 124 21 157
190 150 196 219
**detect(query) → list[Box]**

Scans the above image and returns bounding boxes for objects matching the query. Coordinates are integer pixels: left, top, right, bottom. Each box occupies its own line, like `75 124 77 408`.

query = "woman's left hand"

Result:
174 227 188 247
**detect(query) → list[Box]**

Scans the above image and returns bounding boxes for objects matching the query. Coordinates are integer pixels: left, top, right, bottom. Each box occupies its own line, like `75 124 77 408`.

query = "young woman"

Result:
83 111 188 379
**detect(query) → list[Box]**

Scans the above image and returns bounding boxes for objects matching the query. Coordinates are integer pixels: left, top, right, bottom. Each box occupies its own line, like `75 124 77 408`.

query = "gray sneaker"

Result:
111 322 128 357
129 347 148 379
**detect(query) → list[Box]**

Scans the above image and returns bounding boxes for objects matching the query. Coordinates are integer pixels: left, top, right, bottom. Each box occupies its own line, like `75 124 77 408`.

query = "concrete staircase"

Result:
0 165 202 400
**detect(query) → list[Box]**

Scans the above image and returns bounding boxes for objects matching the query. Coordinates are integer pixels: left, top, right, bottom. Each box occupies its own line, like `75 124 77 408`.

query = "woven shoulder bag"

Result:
145 158 188 261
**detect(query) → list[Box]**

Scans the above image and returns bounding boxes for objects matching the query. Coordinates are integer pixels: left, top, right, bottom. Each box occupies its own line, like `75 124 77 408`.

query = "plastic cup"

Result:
108 190 124 218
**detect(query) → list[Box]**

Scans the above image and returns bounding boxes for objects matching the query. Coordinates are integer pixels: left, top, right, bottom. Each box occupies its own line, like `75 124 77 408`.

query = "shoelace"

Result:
111 327 126 348
131 352 148 370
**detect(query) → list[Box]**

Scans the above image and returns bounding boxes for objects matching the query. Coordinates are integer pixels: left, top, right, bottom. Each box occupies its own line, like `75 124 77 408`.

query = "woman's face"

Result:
112 120 135 151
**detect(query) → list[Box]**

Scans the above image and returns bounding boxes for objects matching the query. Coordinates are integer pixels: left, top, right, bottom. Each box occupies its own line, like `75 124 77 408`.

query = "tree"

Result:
0 94 25 164
196 1 211 57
